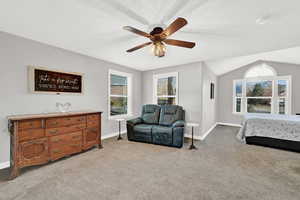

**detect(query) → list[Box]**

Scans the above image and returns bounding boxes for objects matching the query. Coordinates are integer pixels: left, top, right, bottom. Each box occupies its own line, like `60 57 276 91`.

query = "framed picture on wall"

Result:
28 66 84 95
210 83 214 99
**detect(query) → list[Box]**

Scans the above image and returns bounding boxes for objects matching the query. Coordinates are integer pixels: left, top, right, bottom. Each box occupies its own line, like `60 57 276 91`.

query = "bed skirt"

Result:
246 136 300 153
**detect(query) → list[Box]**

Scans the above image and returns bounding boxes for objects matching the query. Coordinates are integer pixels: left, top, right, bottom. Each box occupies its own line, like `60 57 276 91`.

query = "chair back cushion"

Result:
141 104 161 124
159 105 184 126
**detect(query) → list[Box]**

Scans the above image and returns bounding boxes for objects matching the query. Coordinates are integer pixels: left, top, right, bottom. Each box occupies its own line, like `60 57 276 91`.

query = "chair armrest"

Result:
172 120 185 128
127 117 143 126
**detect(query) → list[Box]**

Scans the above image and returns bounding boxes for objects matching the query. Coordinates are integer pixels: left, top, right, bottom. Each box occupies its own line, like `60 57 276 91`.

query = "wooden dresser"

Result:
7 111 102 179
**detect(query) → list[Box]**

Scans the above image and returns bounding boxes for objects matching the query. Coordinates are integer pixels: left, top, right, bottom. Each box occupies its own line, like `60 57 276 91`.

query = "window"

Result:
153 72 178 105
244 63 277 78
109 70 132 118
234 80 243 113
233 65 291 115
246 80 272 114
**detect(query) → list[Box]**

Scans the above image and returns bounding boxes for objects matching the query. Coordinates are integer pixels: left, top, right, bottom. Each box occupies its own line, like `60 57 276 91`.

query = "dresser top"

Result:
7 110 102 121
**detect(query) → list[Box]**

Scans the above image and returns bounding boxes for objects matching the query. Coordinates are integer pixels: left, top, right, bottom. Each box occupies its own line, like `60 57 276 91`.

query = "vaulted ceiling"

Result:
1 0 300 71
206 46 300 75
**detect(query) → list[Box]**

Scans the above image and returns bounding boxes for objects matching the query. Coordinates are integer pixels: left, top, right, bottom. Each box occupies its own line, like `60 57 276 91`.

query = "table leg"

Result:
117 121 122 140
189 126 197 150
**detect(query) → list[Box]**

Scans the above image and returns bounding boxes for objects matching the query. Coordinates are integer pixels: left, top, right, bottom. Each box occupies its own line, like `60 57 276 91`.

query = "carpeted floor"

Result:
0 125 300 200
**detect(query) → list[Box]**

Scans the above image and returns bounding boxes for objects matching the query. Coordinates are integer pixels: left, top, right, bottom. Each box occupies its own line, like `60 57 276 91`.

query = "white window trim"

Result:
244 64 277 78
153 72 179 105
233 75 292 115
108 69 133 120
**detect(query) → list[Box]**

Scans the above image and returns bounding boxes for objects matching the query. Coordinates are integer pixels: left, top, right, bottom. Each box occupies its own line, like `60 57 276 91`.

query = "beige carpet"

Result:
0 125 300 200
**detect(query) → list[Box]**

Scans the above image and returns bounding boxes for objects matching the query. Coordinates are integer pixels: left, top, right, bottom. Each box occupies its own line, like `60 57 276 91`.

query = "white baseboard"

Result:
101 131 126 140
0 161 10 170
185 123 217 141
185 134 202 140
200 123 217 140
217 122 242 127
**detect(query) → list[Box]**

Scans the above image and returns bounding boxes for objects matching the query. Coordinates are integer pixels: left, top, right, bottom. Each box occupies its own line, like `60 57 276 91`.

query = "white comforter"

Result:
237 114 300 142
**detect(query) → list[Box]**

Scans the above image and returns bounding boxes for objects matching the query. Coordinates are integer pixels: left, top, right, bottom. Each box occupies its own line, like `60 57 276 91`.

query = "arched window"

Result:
244 63 277 78
233 63 291 115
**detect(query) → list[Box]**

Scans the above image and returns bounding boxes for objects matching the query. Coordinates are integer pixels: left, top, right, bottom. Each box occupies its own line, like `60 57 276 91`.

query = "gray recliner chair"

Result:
127 104 185 148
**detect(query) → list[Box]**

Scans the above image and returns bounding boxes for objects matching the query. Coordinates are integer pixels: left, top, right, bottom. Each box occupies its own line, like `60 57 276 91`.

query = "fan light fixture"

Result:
152 42 166 57
123 18 195 57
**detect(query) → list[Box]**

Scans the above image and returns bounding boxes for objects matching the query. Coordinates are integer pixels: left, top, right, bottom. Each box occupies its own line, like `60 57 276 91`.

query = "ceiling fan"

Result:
123 17 195 57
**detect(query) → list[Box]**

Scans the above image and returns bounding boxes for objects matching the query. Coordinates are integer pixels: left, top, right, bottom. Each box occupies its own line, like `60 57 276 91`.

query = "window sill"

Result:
232 112 244 116
108 114 134 120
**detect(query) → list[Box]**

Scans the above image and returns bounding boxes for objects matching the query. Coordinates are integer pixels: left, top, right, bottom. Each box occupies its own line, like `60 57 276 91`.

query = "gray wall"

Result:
217 60 300 125
142 62 203 137
0 31 142 164
201 64 218 134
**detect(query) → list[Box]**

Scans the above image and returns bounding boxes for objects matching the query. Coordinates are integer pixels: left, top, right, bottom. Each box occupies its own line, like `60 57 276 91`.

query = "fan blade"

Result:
161 18 188 38
126 42 152 52
123 26 151 38
164 39 195 48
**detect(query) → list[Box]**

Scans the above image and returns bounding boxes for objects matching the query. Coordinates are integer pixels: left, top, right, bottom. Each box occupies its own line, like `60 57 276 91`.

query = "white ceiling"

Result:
206 46 300 75
1 0 300 71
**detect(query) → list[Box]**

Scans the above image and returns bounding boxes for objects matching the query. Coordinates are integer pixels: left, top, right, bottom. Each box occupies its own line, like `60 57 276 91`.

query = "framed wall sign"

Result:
28 66 84 94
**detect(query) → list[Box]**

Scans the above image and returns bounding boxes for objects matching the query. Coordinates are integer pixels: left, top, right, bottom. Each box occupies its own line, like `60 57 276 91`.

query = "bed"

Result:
237 114 300 152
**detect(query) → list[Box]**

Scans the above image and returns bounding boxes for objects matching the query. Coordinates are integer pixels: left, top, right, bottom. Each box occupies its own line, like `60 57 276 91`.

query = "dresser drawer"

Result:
87 114 99 121
46 116 86 128
66 132 82 154
50 131 82 147
50 145 68 161
50 132 83 160
50 134 68 148
87 114 100 127
46 118 65 128
68 116 86 125
45 123 86 136
68 131 83 142
87 120 99 128
67 142 82 155
18 120 42 130
19 129 45 142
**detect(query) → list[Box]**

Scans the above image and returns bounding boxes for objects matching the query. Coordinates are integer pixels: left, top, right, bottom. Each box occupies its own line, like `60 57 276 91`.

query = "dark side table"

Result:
186 122 199 150
115 118 125 140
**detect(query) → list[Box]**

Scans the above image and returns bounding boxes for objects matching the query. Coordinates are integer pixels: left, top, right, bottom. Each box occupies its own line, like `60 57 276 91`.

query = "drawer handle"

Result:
66 118 71 121
26 141 40 145
50 130 58 134
72 136 81 139
52 150 61 153
52 139 62 143
52 122 59 125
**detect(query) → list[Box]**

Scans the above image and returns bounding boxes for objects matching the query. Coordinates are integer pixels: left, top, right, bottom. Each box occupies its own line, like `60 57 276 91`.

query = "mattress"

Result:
237 114 300 152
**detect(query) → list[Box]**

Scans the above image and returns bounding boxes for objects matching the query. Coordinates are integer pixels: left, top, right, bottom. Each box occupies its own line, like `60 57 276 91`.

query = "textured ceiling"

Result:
0 0 300 71
206 46 300 75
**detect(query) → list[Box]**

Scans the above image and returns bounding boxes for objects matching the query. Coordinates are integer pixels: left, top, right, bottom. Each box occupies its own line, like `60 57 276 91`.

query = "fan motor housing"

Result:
150 27 164 35
150 27 165 42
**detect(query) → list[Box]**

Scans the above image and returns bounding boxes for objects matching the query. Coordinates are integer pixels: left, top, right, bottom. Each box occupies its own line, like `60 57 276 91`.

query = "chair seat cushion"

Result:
133 124 153 142
133 124 153 133
152 126 173 145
